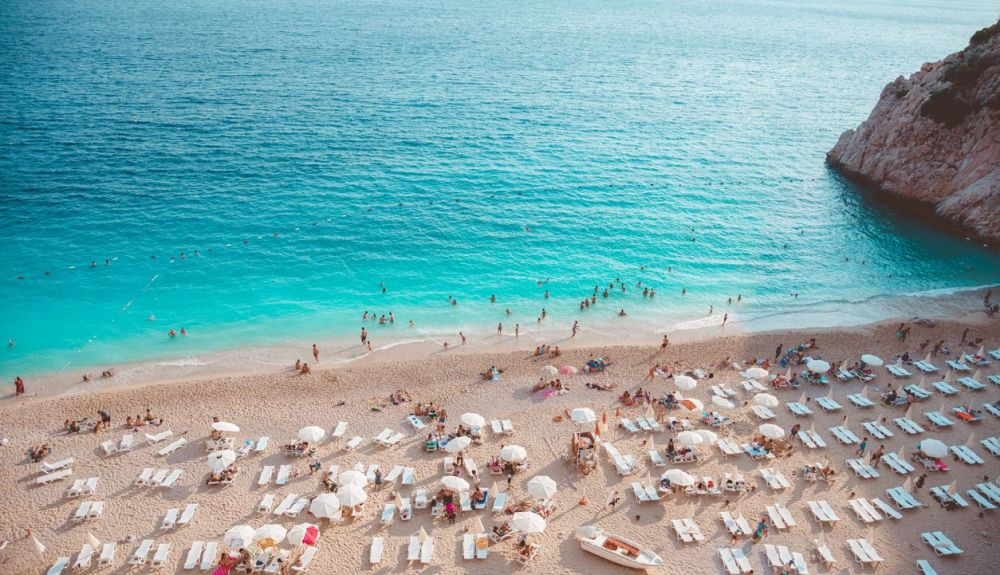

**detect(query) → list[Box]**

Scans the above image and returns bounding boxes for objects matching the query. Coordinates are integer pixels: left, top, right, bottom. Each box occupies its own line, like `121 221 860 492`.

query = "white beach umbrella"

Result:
570 408 596 424
440 476 471 492
335 484 368 506
526 476 558 500
444 436 472 453
759 424 785 439
676 431 704 445
511 512 546 534
460 413 486 428
212 421 240 433
223 525 256 549
297 426 325 443
286 523 319 546
752 393 779 408
499 444 528 462
745 367 769 380
337 469 366 488
976 345 985 357
861 354 883 367
661 469 695 486
253 524 287 545
309 493 341 518
807 360 830 372
674 375 697 391
541 365 558 377
918 439 948 458
471 517 486 535
712 396 735 410
206 450 237 473
696 429 718 444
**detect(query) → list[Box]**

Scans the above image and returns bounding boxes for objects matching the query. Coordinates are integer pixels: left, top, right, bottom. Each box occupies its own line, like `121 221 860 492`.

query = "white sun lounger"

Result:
151 543 170 567
276 465 291 485
904 384 933 399
145 430 173 444
345 436 363 451
894 417 925 434
273 494 299 515
847 458 880 479
847 394 875 408
420 536 434 564
258 465 274 486
719 512 751 536
671 518 704 542
719 548 750 574
848 498 882 523
760 468 791 490
977 482 1000 504
366 464 379 483
887 365 912 378
178 503 197 527
135 468 153 486
957 377 985 390
648 450 667 466
881 452 915 474
406 536 419 562
285 497 308 517
886 486 922 509
815 396 842 411
380 503 396 527
38 468 72 485
291 547 317 572
870 497 902 519
199 542 218 570
786 402 814 416
101 440 118 456
159 469 183 488
158 437 188 456
717 438 742 456
828 426 860 444
257 493 275 514
924 411 953 428
41 457 74 473
73 501 92 521
967 488 997 511
620 418 639 433
766 503 796 529
369 536 384 566
914 360 938 373
384 465 404 483
161 508 178 529
847 538 882 567
47 557 70 575
492 491 507 513
129 539 155 565
98 542 115 566
945 359 970 372
950 444 984 464
751 405 776 420
984 404 1000 418
921 531 962 556
184 541 203 570
931 381 958 395
808 500 839 525
981 436 1000 455
67 479 86 497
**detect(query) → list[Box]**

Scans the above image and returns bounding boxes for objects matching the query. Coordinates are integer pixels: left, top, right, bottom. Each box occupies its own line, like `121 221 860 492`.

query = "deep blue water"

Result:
2 0 999 381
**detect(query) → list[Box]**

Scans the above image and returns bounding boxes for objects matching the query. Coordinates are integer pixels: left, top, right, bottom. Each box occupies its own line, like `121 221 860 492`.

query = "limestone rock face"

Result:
827 20 1000 243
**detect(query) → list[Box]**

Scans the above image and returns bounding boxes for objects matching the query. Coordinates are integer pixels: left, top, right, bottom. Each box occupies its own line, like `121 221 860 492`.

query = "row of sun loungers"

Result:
765 502 796 530
134 468 183 488
49 542 117 574
763 543 810 574
160 503 198 529
797 429 827 449
100 434 133 455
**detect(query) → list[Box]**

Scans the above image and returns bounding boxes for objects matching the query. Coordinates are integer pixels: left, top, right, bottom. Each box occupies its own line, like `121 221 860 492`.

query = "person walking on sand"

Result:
915 473 927 491
460 332 466 345
643 364 659 384
572 321 579 337
660 335 670 352
312 344 319 362
855 437 868 457
774 344 783 360
870 444 885 466
14 376 25 396
515 324 520 338
607 489 620 510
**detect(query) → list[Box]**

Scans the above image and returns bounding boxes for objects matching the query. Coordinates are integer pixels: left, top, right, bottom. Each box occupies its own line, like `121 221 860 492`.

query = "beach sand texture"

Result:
1 317 998 574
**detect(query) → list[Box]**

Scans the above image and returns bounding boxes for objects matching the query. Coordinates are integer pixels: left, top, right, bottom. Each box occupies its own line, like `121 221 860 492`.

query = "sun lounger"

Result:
291 547 317 573
760 468 791 490
846 539 880 567
742 443 773 460
828 426 859 444
380 503 396 527
41 457 73 473
145 430 173 444
159 469 183 488
957 376 985 390
984 403 1000 418
158 437 188 456
257 493 275 514
847 394 875 408
406 415 426 430
924 411 953 428
921 531 962 556
183 541 203 569
161 508 178 529
38 468 72 485
464 457 477 476
717 438 742 456
719 512 751 536
887 364 912 377
420 536 434 564
950 444 984 464
67 479 86 497
411 488 428 509
862 421 893 439
867 497 901 520
718 548 747 575
914 360 938 373
73 501 92 522
944 359 970 371
375 430 403 447
881 452 915 474
846 458 880 479
369 536 384 566
815 396 842 412
894 417 925 434
47 557 70 575
197 542 217 570
276 465 291 485
150 543 170 567
492 490 507 513
904 384 933 399
981 436 1000 455
273 493 299 515
917 559 938 575
648 450 667 466
848 498 882 523
101 440 118 456
619 418 639 433
978 482 1000 504
808 500 839 525
146 468 167 486
741 379 767 392
635 417 652 432
786 402 813 416
813 540 835 568
711 384 736 397
990 374 1000 386
365 463 379 483
128 539 155 565
886 486 922 509
285 496 308 517
930 380 958 395
671 518 704 542
384 465 404 483
458 490 472 511
97 542 115 567
751 405 776 420
133 468 153 486
257 465 274 486
344 436 363 451
177 503 197 527
930 486 968 508
967 488 997 511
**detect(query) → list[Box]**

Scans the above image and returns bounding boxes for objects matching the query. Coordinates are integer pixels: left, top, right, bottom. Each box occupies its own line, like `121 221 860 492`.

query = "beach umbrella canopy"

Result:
32 534 45 555
471 517 485 535
511 512 546 534
676 431 704 445
297 426 325 443
337 469 366 488
211 421 240 433
696 429 718 444
559 365 578 375
499 444 528 462
678 398 703 412
309 493 341 518
224 525 256 549
674 375 697 391
440 476 470 492
711 396 735 409
570 408 596 424
253 525 287 548
286 523 320 546
753 393 779 408
540 365 558 377
206 450 237 473
759 424 785 439
745 367 769 379
526 476 558 500
444 436 472 453
460 413 486 428
806 360 830 372
336 484 368 506
661 469 695 486
918 439 948 458
861 354 883 367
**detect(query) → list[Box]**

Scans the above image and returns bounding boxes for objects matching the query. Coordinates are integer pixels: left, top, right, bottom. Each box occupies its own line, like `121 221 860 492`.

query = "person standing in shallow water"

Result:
360 327 367 344
312 344 319 362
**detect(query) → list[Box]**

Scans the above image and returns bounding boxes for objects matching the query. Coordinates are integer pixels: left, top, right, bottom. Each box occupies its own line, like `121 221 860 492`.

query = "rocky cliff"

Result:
827 20 1000 244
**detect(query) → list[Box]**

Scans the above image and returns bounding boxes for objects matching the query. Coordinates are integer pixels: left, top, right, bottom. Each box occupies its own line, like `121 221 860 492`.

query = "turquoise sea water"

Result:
2 0 999 384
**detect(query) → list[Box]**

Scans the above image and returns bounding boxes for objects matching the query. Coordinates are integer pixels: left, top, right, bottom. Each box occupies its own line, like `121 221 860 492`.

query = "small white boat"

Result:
577 526 663 570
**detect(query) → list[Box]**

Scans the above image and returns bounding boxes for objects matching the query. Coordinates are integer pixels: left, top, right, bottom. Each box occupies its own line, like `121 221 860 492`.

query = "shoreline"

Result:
4 283 997 402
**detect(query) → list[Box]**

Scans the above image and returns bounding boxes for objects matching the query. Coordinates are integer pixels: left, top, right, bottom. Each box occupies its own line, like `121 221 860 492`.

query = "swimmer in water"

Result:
147 315 155 321
168 329 176 337
682 288 686 295
180 327 186 336
490 295 496 303
572 320 579 337
505 308 512 316
618 309 627 317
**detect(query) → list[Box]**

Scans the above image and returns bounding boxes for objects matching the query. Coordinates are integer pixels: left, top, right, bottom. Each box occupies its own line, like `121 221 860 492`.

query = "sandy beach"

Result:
1 315 998 575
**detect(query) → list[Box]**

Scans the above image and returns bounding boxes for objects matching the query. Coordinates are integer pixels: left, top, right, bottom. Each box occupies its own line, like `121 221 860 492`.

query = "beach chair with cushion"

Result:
815 396 842 412
369 536 384 566
894 417 925 434
847 394 875 408
47 557 70 575
151 544 170 567
931 381 958 395
73 543 94 570
957 377 985 391
950 444 984 465
862 421 893 439
129 539 155 565
921 532 962 556
945 360 970 372
929 486 968 508
924 411 953 428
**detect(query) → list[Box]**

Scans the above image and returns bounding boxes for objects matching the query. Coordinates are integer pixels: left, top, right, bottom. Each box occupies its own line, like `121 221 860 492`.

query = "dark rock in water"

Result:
827 20 1000 244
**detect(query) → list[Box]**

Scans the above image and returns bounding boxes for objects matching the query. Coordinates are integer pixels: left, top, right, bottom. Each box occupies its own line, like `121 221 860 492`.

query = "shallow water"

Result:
2 0 999 384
